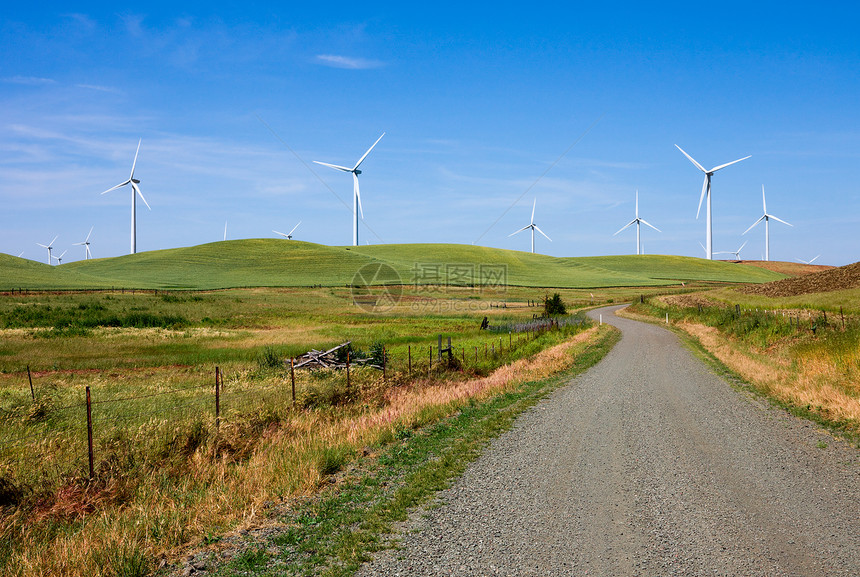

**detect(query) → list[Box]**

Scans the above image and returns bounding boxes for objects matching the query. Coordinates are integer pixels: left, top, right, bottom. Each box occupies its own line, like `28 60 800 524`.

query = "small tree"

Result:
544 293 566 316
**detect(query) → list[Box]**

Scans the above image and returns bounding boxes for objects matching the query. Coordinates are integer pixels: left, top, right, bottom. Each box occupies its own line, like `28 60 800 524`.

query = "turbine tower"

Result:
314 133 384 246
613 190 661 255
742 185 791 262
101 139 150 254
36 236 58 265
676 144 750 260
273 221 302 239
73 226 94 260
714 240 748 260
509 198 551 253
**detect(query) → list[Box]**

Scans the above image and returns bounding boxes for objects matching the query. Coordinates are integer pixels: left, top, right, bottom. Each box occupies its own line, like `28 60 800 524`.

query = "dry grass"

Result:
1 326 603 577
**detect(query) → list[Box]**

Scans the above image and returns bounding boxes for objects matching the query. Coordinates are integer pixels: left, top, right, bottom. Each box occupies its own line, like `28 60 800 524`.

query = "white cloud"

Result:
76 84 123 94
3 76 56 86
315 54 384 70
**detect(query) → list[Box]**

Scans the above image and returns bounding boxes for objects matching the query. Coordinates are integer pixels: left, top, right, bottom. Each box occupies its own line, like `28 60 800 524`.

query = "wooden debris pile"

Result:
292 341 381 370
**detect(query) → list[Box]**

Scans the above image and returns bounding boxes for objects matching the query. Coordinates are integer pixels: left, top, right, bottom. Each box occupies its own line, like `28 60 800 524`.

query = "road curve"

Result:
356 305 860 576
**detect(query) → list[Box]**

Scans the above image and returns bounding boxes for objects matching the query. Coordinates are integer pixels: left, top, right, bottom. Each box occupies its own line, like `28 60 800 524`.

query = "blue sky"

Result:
2 2 858 266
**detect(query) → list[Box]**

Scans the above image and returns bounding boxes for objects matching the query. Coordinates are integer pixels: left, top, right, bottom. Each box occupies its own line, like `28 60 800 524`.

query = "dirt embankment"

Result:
738 261 860 298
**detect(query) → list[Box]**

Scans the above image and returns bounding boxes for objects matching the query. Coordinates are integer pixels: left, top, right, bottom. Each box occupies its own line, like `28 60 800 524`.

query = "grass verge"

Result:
168 325 619 577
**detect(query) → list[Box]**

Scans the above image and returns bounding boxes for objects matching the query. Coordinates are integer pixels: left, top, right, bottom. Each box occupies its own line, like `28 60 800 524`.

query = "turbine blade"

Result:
768 214 792 226
696 176 708 219
354 173 364 219
313 161 353 172
132 182 151 210
810 255 820 263
36 243 48 249
742 216 765 235
761 185 767 213
614 220 636 235
508 225 531 237
640 219 661 232
533 225 552 242
711 155 751 172
85 226 94 242
531 198 536 225
675 144 707 173
288 221 302 236
101 180 130 195
635 189 639 218
273 230 288 237
353 132 385 171
129 138 142 180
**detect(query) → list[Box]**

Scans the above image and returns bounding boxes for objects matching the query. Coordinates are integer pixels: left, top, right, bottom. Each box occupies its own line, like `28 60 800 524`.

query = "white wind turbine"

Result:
676 144 750 260
743 185 791 262
796 255 821 265
714 240 748 260
509 198 551 253
101 139 150 254
73 226 94 260
314 133 384 246
51 250 67 265
223 220 227 242
613 190 661 255
36 236 58 265
273 221 302 239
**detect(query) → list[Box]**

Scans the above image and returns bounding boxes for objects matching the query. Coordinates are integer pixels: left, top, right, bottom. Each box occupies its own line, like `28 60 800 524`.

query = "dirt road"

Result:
356 306 860 576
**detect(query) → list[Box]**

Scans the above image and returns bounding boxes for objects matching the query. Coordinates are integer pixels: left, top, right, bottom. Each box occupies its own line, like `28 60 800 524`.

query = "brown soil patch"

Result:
738 261 860 298
737 260 832 277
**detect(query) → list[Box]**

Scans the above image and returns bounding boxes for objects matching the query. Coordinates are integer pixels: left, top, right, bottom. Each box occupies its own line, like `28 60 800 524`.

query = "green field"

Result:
2 241 785 290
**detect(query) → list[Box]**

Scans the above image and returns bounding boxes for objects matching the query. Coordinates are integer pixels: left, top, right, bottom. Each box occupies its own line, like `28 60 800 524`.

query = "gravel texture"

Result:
356 305 860 576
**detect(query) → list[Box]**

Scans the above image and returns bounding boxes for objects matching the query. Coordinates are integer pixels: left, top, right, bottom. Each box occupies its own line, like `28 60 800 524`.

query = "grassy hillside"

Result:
1 241 786 290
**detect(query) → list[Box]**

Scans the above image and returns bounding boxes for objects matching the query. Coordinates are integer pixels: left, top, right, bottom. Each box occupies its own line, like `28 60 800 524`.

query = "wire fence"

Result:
1 318 588 491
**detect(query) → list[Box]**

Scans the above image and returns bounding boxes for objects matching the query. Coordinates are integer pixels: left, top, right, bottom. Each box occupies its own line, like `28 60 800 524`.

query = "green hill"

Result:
1 241 785 290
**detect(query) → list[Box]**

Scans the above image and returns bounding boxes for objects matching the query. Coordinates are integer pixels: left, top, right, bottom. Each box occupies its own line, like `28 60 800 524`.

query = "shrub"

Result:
544 293 567 316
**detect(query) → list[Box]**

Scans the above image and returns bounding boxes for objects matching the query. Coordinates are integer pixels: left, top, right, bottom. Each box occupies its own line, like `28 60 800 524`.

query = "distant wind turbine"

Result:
314 133 384 246
509 198 551 253
36 235 58 264
51 250 67 265
714 240 748 260
73 226 94 260
101 139 150 254
17 251 24 258
273 221 302 239
742 185 791 262
223 219 227 242
676 144 750 260
796 255 820 265
613 190 660 255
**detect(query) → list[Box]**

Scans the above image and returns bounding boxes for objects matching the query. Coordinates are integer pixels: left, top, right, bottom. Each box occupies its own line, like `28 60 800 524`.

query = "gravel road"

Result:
356 305 860 576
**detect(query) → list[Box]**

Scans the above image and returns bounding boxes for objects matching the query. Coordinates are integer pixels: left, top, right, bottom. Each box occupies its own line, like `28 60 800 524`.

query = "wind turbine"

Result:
73 226 94 260
613 190 661 255
51 250 67 265
314 133 384 246
714 240 748 260
796 255 821 265
742 185 791 262
101 139 150 254
273 221 302 239
509 198 551 253
36 236 58 264
676 144 750 260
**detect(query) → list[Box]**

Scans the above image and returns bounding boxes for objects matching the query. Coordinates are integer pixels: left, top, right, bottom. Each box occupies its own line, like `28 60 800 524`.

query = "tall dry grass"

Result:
0 326 602 577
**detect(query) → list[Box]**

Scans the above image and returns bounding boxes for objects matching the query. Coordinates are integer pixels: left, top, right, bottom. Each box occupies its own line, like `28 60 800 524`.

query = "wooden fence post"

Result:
86 386 94 480
215 368 220 430
27 365 35 402
290 358 296 403
428 346 432 374
346 351 351 389
841 307 845 329
408 345 412 377
382 345 387 383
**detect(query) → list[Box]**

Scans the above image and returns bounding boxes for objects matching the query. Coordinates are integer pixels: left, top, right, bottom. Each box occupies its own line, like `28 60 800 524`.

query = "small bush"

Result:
256 346 283 371
544 293 567 316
